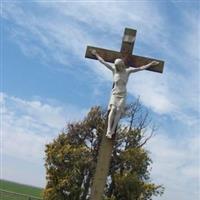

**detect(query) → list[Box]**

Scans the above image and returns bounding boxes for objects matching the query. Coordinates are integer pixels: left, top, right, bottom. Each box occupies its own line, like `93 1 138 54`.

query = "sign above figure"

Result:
85 28 164 139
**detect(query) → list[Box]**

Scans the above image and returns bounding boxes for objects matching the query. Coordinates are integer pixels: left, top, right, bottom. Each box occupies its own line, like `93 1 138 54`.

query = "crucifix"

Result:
85 28 164 200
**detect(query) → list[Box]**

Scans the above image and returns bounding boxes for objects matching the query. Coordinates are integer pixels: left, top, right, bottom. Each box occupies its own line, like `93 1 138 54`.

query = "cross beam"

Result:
85 28 164 73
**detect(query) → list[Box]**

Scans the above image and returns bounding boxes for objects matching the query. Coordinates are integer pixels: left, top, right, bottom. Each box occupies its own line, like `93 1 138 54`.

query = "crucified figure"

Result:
91 49 159 139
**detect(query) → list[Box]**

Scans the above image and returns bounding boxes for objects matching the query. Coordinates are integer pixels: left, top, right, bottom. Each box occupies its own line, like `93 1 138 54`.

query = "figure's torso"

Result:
112 69 129 97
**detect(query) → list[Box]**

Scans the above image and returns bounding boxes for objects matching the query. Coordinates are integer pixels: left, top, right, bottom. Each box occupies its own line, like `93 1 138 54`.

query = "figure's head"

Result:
114 58 125 71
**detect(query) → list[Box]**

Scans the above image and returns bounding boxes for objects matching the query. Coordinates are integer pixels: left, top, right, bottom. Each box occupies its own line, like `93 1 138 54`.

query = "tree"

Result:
43 100 164 200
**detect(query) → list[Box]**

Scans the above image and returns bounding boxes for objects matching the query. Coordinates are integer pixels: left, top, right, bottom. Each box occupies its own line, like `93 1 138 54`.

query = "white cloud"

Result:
4 1 198 120
2 1 168 68
1 92 87 164
127 66 199 127
146 132 200 200
128 71 175 114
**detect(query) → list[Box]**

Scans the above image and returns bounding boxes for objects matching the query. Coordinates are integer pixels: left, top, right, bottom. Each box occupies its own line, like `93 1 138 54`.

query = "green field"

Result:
0 179 43 199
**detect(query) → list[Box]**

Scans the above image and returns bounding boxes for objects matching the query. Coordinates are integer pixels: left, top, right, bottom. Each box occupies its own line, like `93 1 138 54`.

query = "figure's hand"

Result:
90 49 97 56
150 61 159 66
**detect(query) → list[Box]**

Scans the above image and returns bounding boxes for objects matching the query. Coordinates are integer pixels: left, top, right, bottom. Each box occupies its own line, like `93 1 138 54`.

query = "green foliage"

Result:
44 102 164 200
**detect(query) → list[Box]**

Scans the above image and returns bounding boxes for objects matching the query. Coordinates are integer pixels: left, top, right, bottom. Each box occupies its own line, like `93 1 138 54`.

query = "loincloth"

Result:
108 94 126 112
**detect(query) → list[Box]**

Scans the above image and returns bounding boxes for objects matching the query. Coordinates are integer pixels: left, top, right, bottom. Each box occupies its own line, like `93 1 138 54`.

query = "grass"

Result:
0 179 43 198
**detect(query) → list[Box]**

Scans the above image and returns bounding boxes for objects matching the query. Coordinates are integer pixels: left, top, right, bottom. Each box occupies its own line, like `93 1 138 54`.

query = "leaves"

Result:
44 102 164 200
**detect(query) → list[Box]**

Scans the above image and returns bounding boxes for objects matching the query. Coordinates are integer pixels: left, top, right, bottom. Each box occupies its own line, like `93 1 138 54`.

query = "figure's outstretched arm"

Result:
91 49 114 72
127 61 159 74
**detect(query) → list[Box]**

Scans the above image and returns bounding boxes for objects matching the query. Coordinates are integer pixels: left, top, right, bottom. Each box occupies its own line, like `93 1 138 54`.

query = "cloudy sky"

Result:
1 1 199 199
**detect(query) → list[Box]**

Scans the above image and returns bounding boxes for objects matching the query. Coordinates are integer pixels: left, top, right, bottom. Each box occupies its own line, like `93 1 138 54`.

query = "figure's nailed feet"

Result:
106 132 112 139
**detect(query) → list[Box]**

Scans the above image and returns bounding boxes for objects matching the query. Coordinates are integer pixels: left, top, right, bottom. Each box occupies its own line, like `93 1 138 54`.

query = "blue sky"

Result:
1 1 199 200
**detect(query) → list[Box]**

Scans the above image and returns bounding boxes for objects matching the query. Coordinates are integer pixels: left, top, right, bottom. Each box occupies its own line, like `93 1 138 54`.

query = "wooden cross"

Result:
85 28 164 200
85 28 164 73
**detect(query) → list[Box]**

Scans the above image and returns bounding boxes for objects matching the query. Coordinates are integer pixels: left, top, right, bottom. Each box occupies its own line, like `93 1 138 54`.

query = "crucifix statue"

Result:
85 28 164 139
91 49 159 138
85 28 164 200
